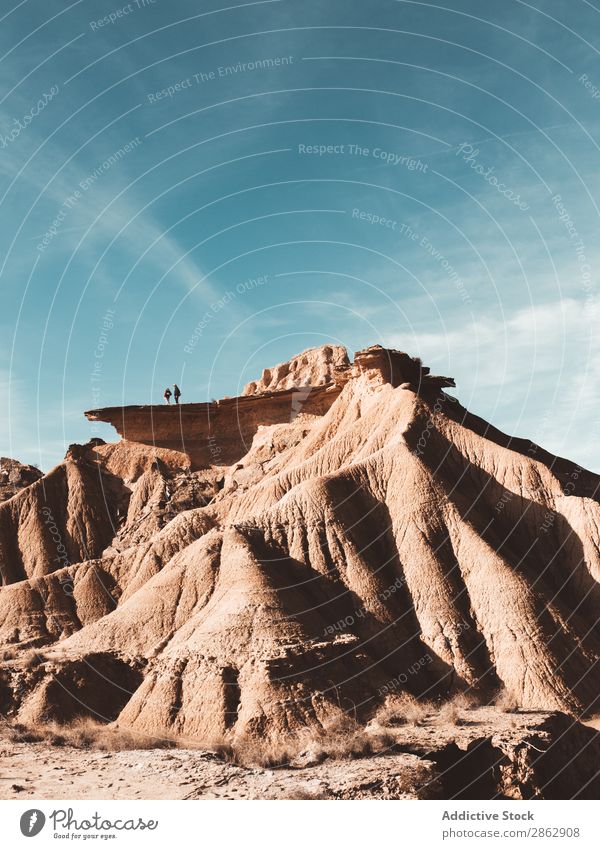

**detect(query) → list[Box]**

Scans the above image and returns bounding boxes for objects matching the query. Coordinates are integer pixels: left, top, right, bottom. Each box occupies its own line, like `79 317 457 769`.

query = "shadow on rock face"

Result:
18 652 144 725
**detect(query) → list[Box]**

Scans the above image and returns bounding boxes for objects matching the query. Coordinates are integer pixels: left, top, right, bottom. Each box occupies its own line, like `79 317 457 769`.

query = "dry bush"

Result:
450 691 478 710
208 713 395 769
0 648 17 662
374 692 478 729
210 734 296 768
208 739 236 762
375 694 432 728
21 650 46 669
294 715 395 765
64 719 177 751
438 700 460 724
3 709 398 767
437 692 478 725
494 688 519 713
0 722 50 744
0 718 176 751
430 691 479 725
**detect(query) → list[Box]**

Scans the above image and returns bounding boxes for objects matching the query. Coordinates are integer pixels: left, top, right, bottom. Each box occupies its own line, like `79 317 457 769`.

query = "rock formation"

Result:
84 384 339 469
83 345 455 469
0 457 42 502
242 344 350 395
1 344 600 771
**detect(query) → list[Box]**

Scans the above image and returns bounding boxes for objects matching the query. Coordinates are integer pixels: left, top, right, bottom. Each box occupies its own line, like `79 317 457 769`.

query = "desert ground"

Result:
2 705 600 800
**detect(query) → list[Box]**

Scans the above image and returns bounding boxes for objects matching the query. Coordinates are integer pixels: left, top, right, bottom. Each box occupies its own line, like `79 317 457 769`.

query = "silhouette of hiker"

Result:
164 387 172 404
173 384 181 405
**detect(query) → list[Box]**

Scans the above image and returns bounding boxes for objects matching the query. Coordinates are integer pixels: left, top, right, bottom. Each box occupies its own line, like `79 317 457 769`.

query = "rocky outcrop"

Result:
84 345 455 470
348 346 456 393
373 708 600 800
0 458 42 502
242 344 350 395
2 343 600 762
85 384 339 470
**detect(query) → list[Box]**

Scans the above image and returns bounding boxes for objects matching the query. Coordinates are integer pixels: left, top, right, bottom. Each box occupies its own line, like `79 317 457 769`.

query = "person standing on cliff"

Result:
173 384 181 405
164 387 172 404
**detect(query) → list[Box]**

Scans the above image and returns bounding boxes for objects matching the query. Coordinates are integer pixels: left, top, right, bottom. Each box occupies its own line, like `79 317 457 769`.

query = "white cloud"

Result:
387 297 600 470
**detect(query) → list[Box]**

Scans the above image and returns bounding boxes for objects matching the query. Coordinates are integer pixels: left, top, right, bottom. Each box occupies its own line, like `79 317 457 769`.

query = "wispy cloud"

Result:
386 297 600 469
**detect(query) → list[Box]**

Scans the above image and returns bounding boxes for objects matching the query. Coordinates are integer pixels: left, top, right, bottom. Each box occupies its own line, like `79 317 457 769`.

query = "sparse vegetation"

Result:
375 691 479 730
494 687 519 713
299 714 395 764
0 690 512 767
0 718 177 751
438 700 460 724
438 692 478 725
210 736 296 768
21 649 46 669
374 694 432 727
0 648 17 661
207 714 396 769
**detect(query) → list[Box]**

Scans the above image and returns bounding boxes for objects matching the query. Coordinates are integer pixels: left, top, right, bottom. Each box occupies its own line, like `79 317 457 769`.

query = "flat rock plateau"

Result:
1 344 600 800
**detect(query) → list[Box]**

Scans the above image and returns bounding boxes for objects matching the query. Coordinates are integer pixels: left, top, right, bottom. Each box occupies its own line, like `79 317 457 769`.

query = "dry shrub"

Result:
207 740 236 762
437 692 478 725
375 692 479 729
438 701 460 724
294 715 395 765
0 718 176 751
0 648 17 662
65 719 177 751
0 721 50 743
208 713 395 769
450 691 478 709
210 734 296 768
375 694 431 727
21 650 46 669
2 710 401 767
494 687 519 713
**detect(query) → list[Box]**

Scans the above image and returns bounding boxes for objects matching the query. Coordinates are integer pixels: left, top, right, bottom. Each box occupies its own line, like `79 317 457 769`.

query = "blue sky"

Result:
1 0 600 471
